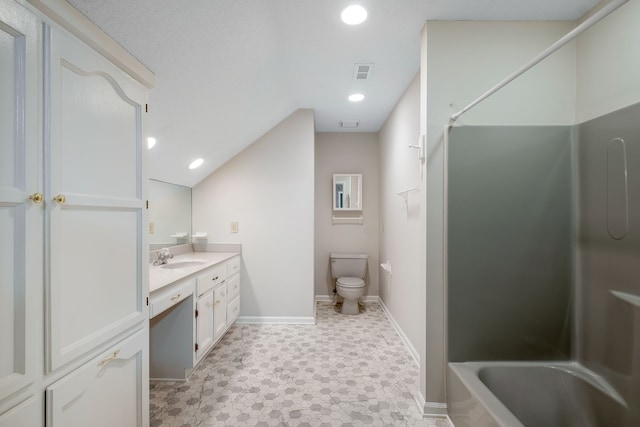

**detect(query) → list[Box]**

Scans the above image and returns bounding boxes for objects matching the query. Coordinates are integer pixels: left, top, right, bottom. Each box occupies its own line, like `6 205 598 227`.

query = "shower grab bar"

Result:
449 0 629 125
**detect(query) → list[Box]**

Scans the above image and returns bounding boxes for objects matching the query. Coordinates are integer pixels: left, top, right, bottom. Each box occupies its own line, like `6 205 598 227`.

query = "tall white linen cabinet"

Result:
0 0 154 425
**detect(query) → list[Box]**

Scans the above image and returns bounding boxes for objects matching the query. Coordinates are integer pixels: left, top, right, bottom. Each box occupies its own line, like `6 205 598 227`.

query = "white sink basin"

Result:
161 261 205 270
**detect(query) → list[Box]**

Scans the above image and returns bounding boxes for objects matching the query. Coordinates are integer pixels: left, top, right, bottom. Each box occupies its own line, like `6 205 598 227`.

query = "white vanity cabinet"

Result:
0 0 152 425
150 254 241 378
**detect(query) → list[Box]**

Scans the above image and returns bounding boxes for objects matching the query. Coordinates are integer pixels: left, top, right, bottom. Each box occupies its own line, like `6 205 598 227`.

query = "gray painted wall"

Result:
448 126 573 362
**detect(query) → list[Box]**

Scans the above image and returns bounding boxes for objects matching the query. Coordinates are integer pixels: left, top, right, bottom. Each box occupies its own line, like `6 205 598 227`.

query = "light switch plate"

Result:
230 221 238 233
149 222 154 234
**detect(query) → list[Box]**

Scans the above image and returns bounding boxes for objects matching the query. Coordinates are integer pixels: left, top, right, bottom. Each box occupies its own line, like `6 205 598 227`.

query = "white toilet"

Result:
330 252 368 315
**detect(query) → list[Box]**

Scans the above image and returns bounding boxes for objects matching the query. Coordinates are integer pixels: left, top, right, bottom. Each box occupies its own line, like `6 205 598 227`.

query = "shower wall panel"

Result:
448 126 573 362
577 102 640 422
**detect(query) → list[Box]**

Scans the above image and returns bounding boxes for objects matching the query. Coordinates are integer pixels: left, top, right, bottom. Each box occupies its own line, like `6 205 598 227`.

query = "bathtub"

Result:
447 362 629 427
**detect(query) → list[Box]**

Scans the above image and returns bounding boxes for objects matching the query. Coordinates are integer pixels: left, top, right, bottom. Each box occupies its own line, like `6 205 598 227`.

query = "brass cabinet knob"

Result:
53 194 66 204
29 192 43 203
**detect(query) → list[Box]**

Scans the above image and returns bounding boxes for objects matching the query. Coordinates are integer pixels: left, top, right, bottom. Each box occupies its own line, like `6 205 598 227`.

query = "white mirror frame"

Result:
333 174 362 211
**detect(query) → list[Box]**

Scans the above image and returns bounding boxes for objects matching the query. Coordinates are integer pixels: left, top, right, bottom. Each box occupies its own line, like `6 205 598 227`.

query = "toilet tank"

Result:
330 252 368 279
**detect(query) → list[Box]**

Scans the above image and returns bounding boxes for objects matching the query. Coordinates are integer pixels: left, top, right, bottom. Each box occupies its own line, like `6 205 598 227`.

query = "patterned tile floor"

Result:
150 301 452 427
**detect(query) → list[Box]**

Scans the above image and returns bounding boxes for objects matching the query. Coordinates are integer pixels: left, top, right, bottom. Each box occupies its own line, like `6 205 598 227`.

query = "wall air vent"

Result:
340 120 359 129
353 63 374 80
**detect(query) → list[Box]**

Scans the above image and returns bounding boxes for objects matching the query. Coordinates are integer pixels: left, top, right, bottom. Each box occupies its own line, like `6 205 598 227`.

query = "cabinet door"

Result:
213 285 228 340
196 291 215 361
0 0 40 409
44 25 148 371
46 328 148 427
0 395 41 427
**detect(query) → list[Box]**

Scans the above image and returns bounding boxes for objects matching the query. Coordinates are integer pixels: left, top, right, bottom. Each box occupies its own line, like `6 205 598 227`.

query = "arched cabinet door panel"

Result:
44 24 147 372
0 0 40 412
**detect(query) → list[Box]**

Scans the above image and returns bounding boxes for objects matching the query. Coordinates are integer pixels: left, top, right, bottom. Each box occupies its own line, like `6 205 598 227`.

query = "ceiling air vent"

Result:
340 120 359 129
353 63 374 80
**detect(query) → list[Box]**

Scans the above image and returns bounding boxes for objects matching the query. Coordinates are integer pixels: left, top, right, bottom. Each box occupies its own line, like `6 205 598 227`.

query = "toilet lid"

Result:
337 277 365 287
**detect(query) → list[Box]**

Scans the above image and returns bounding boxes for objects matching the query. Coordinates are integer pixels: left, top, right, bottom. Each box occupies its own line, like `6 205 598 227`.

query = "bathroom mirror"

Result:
333 174 362 211
148 179 192 249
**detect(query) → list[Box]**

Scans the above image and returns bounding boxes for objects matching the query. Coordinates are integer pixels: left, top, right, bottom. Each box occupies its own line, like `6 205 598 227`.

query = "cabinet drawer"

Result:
46 329 147 427
196 264 227 296
227 274 240 301
227 256 240 277
227 295 240 323
150 280 194 318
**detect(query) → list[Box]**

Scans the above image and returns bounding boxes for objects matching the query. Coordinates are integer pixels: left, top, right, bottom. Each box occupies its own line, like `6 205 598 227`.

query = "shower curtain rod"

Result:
448 0 629 126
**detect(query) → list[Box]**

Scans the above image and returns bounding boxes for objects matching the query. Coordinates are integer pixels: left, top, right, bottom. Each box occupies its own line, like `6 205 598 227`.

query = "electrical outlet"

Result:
149 222 154 234
230 221 238 233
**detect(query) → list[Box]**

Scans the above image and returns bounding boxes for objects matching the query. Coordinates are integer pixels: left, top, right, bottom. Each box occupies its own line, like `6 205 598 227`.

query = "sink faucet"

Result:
154 247 174 266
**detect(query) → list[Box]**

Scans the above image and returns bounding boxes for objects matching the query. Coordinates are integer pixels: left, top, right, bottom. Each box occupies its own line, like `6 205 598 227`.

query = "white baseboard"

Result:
378 298 420 366
414 390 426 416
315 295 379 303
236 316 315 325
414 391 451 422
424 401 449 418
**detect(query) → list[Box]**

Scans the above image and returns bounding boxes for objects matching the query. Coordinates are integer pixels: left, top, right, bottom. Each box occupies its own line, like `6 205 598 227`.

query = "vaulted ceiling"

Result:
66 0 600 187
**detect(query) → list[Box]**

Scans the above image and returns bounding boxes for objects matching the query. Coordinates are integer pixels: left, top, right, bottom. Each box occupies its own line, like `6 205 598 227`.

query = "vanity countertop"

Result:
149 251 240 293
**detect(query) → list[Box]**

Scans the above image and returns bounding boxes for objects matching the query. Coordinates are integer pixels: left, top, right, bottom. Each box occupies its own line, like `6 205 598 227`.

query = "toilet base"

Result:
341 298 360 315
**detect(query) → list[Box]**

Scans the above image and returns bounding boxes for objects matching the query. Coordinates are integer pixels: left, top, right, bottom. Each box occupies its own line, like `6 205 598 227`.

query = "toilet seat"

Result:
337 277 365 288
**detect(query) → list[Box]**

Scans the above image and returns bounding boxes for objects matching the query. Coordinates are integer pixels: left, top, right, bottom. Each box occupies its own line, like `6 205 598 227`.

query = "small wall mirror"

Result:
333 174 362 211
148 179 192 249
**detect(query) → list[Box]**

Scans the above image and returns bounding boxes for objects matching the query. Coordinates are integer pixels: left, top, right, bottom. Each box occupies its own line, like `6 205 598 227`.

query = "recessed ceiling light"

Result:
189 158 204 170
147 137 156 149
341 5 367 25
348 93 365 102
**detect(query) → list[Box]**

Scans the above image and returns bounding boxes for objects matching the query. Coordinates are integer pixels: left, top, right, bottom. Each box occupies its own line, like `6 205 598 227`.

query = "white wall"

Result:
378 73 423 361
314 133 379 298
192 109 315 320
427 21 576 127
577 0 640 122
422 20 576 411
